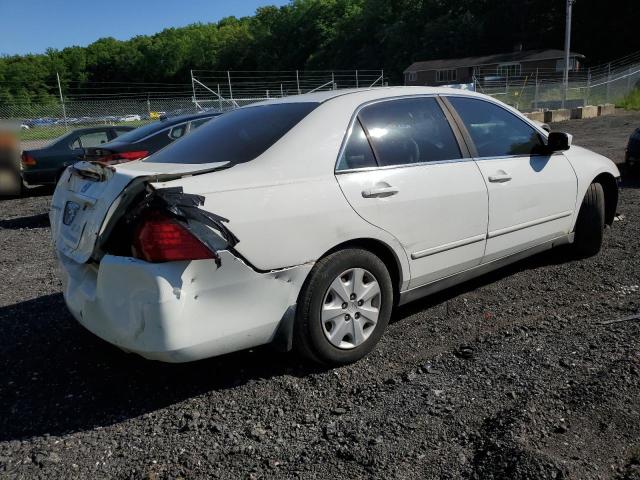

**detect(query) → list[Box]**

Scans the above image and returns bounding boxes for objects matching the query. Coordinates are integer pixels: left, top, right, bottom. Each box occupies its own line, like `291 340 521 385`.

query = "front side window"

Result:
147 102 318 165
357 97 462 167
448 96 545 157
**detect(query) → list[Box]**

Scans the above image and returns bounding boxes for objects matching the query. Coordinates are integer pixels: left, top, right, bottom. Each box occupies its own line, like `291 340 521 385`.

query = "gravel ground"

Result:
1 110 639 479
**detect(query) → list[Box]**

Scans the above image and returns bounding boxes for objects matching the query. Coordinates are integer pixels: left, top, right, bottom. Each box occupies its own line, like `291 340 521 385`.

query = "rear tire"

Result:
294 248 393 366
573 182 605 257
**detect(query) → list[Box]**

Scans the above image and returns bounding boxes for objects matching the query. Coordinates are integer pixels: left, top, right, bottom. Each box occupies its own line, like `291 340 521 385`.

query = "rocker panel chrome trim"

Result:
398 234 573 306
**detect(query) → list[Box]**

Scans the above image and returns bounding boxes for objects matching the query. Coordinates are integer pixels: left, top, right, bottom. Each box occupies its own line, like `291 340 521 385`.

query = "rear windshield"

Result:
112 121 165 143
145 102 318 165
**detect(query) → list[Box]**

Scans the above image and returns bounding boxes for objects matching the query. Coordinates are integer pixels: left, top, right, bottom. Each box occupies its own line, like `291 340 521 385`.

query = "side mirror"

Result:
547 131 572 151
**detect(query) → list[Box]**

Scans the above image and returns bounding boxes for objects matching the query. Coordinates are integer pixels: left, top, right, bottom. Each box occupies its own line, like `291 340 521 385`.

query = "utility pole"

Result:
56 72 68 131
562 0 574 109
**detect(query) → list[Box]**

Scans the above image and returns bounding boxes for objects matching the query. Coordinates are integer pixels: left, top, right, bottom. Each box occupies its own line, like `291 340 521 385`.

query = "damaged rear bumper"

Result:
58 250 312 362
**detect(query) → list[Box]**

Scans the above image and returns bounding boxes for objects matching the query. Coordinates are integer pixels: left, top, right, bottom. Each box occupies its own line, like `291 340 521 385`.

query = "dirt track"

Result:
0 110 639 479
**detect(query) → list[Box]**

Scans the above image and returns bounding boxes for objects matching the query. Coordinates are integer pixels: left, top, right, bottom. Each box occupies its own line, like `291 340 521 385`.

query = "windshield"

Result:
145 102 318 165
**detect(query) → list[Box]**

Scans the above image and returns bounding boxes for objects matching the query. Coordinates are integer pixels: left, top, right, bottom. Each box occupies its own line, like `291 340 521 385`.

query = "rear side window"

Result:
337 119 377 170
357 97 462 167
169 124 187 139
114 121 164 143
147 103 318 165
190 118 211 130
71 131 110 148
448 96 545 157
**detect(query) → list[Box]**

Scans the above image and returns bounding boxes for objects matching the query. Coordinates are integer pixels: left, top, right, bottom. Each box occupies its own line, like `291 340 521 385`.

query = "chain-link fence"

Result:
12 97 204 150
2 57 639 151
473 51 640 111
190 69 385 110
5 70 386 150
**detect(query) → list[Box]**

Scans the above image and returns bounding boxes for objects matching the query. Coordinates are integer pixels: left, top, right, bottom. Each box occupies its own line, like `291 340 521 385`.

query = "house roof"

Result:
404 49 585 73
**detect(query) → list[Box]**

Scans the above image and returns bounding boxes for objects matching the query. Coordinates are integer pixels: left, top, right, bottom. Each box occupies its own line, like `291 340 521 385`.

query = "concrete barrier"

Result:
570 105 598 119
598 104 615 116
524 111 545 122
544 109 571 123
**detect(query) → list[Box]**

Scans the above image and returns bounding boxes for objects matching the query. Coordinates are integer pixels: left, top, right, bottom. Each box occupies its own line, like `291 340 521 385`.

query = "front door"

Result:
445 96 578 262
335 96 489 288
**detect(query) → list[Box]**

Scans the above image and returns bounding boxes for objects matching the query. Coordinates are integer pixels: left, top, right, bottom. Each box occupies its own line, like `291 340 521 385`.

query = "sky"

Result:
0 0 290 56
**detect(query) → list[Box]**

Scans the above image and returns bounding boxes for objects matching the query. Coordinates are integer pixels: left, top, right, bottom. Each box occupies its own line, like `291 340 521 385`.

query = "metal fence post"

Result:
356 70 359 88
56 72 68 131
606 63 611 103
280 83 284 97
296 70 301 94
190 69 197 106
217 84 222 111
533 68 539 110
332 72 335 90
506 71 509 96
381 69 384 86
586 68 591 106
227 71 234 106
627 66 632 94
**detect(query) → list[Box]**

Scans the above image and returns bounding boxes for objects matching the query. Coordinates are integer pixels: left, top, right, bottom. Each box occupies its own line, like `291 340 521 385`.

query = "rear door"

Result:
444 96 577 262
335 96 489 288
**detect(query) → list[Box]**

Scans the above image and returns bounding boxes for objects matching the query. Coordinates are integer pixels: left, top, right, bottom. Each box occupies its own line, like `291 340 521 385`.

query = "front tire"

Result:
573 182 605 257
294 248 393 366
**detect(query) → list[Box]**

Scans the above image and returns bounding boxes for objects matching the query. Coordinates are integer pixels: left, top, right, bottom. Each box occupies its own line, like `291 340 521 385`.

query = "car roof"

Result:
252 86 483 106
67 125 135 134
160 111 222 125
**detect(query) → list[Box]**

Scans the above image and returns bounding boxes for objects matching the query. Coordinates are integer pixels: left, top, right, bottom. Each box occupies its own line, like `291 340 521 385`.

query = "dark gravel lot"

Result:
1 110 639 479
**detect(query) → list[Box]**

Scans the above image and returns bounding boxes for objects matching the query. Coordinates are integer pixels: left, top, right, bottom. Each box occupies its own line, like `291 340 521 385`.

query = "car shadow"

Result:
393 245 574 321
0 293 326 442
0 245 580 442
529 154 550 172
0 213 49 229
0 184 54 200
618 163 640 189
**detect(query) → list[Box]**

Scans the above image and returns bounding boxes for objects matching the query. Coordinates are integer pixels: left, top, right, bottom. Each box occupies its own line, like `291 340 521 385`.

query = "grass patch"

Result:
616 88 640 110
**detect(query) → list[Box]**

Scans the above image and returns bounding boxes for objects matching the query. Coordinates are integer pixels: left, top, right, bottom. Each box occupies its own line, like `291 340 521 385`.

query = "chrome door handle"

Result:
488 173 512 183
362 186 399 198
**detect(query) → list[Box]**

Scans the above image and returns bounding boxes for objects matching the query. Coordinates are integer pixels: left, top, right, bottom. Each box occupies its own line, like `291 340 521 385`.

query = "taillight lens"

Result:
132 212 216 263
21 153 36 166
101 150 149 165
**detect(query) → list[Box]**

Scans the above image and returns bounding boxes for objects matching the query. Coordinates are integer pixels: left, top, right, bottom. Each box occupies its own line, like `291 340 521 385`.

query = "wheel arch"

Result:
592 172 618 226
320 237 406 305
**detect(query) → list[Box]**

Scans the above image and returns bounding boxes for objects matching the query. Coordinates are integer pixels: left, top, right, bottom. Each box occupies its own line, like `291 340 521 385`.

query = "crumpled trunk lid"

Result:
50 160 229 264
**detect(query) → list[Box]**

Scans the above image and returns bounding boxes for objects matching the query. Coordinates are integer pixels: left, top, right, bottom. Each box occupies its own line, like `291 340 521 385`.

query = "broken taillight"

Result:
132 212 216 263
101 150 149 165
21 152 36 166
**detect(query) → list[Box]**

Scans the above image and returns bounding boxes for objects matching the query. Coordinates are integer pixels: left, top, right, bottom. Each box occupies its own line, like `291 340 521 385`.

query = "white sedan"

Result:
50 87 620 365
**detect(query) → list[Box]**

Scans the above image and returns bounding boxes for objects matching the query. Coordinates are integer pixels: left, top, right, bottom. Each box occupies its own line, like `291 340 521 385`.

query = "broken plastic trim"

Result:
123 186 239 267
70 161 115 182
